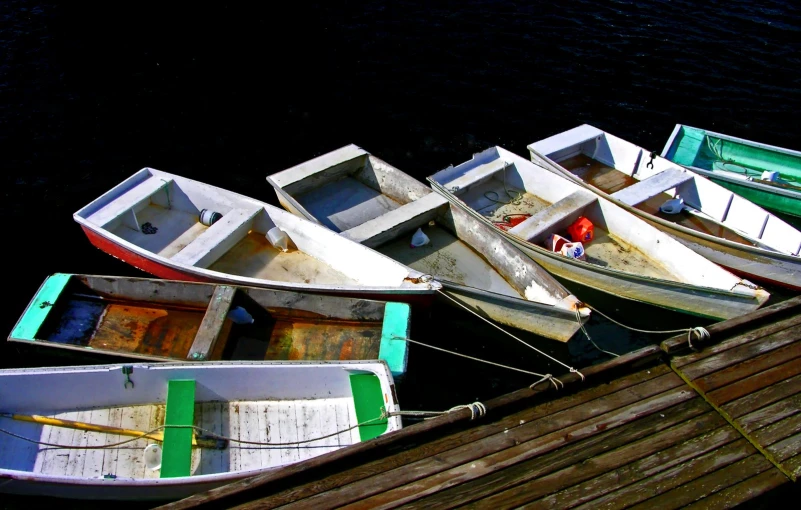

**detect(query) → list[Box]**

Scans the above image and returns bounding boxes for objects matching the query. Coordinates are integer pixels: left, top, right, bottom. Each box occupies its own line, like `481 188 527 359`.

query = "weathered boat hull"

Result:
80 226 436 307
8 273 413 377
529 126 801 291
428 146 769 320
0 361 400 500
268 145 589 341
439 282 582 342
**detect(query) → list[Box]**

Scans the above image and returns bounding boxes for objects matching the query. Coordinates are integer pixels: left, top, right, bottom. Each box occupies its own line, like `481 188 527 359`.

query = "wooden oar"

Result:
0 412 227 449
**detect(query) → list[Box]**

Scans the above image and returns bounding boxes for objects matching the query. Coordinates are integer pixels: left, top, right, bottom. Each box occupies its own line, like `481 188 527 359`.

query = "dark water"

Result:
2 1 801 505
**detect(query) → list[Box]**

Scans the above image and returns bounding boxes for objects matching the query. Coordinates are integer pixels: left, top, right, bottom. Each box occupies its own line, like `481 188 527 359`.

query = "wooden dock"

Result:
160 296 801 509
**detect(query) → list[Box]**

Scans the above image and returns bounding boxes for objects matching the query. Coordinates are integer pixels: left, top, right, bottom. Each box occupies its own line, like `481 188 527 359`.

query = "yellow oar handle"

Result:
3 413 200 444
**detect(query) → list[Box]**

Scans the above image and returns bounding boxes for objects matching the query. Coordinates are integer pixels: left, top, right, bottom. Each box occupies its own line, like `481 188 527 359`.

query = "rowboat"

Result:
662 124 801 218
0 360 400 500
73 168 440 305
428 146 769 320
528 125 801 290
8 273 411 377
267 144 589 342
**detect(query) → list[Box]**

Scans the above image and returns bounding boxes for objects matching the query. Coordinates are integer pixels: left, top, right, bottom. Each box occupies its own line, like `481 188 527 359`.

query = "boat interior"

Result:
13 274 396 364
666 125 801 184
270 145 574 307
75 169 415 289
532 126 801 257
431 147 753 291
0 363 394 480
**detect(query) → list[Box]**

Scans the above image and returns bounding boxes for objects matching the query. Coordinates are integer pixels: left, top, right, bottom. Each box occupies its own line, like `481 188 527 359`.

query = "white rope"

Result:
436 289 584 381
387 402 488 421
585 303 710 350
393 335 564 390
575 307 620 358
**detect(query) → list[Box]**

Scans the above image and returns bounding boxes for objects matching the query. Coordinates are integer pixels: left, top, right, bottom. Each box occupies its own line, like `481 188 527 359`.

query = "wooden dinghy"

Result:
0 360 400 500
428 146 769 320
266 144 589 342
8 273 411 377
73 168 440 305
662 124 801 218
529 125 801 290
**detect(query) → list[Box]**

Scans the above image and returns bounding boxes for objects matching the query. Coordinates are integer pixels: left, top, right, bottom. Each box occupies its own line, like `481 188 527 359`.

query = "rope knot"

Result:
687 326 710 350
449 402 487 420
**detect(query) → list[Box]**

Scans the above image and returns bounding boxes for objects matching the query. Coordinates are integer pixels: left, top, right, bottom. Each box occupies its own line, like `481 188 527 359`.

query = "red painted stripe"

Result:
79 226 434 306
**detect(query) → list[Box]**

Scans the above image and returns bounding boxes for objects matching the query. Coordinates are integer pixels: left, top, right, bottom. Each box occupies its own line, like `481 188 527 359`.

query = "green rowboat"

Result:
662 124 801 218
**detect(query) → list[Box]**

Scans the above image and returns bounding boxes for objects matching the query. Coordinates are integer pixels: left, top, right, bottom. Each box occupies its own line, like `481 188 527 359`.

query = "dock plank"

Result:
706 356 801 405
661 296 801 354
722 373 801 419
766 432 801 462
753 413 801 447
321 383 693 510
567 440 758 510
694 341 801 392
669 313 801 367
625 454 774 510
518 425 740 510
466 411 730 510
681 469 789 510
739 392 801 433
409 399 718 510
676 323 801 379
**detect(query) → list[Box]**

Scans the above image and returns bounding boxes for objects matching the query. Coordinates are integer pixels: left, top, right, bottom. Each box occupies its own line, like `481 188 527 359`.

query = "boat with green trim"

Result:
267 144 589 342
662 124 801 218
428 146 769 320
528 125 801 290
0 360 400 500
8 273 411 377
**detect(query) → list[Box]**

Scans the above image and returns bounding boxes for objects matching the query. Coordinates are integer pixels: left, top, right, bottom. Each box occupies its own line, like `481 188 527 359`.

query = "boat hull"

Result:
439 283 582 342
80 226 435 307
510 239 762 320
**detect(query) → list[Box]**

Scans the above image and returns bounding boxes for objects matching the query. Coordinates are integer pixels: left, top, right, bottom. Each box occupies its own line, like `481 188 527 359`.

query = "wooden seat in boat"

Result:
86 176 174 227
508 190 597 242
611 167 693 207
171 208 261 268
341 193 448 247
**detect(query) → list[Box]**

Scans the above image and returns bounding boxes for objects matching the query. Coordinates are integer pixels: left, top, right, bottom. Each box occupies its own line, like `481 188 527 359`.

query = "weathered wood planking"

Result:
668 297 801 482
158 335 799 510
661 294 801 354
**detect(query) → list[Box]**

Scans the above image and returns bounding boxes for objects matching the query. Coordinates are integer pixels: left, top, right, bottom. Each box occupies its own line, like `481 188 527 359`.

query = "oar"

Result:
0 412 227 449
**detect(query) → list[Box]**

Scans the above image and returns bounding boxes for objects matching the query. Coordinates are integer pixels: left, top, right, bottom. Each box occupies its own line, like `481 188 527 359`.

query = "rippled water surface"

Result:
2 0 801 446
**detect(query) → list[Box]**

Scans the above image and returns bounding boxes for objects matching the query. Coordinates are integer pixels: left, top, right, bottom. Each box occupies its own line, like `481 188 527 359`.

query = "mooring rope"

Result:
393 334 563 390
0 402 490 451
575 307 620 358
387 402 487 421
436 289 582 382
584 303 710 350
482 161 522 206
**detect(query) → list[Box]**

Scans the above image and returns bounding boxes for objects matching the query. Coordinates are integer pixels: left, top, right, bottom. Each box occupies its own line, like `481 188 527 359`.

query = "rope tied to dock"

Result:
384 402 487 421
582 303 711 351
435 289 584 383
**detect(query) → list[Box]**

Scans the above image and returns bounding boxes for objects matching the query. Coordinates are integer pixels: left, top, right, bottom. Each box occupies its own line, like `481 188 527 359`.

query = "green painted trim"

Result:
160 379 196 478
378 302 411 378
349 373 388 441
706 177 801 218
11 273 72 341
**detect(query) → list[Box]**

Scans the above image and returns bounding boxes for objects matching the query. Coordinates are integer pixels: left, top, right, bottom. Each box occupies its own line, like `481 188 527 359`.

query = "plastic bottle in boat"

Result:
410 228 430 248
267 227 289 252
228 306 254 324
